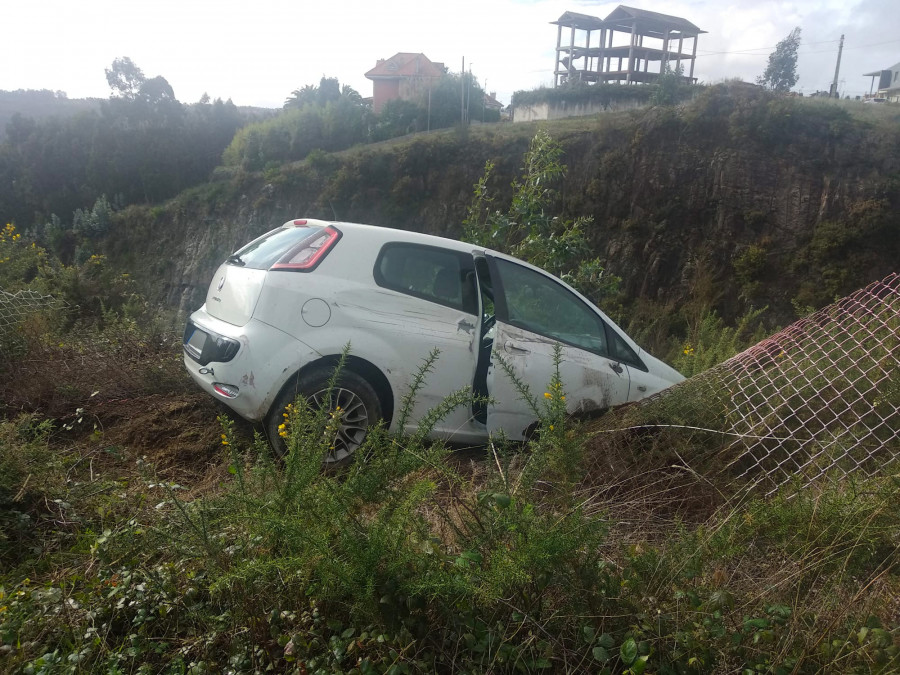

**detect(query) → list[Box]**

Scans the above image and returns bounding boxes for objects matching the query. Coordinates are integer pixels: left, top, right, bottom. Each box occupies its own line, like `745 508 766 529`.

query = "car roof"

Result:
331 220 482 256
330 220 548 271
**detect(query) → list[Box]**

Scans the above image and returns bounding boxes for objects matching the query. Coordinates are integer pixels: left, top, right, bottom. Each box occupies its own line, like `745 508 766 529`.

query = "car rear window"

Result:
229 225 325 270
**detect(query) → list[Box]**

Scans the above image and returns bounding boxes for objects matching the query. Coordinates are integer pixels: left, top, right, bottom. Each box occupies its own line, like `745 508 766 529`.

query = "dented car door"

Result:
484 255 631 439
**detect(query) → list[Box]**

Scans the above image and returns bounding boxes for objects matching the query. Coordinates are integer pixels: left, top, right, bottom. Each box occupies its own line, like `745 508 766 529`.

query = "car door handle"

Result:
504 340 530 355
609 362 624 375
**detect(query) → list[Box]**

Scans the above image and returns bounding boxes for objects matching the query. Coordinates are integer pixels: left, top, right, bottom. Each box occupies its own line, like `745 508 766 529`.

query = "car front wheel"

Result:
267 368 383 465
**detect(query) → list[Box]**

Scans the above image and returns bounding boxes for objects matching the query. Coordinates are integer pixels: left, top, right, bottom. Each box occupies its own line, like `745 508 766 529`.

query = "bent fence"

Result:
0 289 186 417
595 273 900 494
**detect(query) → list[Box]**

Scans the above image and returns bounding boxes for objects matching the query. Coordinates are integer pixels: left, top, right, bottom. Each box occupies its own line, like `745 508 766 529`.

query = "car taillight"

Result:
270 226 341 272
213 383 240 398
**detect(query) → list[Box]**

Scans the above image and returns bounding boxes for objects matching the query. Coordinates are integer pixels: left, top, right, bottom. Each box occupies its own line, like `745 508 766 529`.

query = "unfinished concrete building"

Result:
553 5 705 86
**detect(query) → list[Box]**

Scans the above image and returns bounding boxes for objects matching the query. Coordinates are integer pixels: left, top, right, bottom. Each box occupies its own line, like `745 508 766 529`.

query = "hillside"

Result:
1 84 899 673
101 84 900 339
0 89 102 141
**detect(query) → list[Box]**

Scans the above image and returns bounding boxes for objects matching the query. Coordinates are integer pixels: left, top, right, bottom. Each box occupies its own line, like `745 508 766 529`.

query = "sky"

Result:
3 0 899 108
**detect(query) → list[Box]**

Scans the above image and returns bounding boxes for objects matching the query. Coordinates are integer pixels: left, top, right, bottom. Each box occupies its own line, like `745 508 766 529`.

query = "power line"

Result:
696 38 841 56
696 36 900 58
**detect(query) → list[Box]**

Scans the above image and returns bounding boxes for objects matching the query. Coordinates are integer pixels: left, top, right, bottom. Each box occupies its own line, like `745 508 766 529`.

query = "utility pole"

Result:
466 62 473 126
427 79 432 132
461 56 466 124
830 34 844 98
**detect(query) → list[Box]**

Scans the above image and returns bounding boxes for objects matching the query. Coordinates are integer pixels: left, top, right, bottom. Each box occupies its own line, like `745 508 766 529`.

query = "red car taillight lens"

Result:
213 383 240 398
270 226 341 272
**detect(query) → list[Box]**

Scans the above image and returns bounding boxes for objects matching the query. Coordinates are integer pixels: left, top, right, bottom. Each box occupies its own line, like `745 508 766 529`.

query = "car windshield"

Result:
229 225 324 270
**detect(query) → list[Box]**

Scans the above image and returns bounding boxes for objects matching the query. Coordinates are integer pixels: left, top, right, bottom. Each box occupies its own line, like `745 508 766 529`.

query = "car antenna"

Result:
329 201 339 221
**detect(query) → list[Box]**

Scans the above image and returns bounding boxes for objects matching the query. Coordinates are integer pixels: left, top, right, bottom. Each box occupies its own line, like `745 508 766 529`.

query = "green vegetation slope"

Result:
92 84 900 344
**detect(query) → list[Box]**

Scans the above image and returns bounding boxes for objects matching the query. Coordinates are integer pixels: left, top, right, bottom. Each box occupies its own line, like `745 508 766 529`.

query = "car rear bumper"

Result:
183 308 310 421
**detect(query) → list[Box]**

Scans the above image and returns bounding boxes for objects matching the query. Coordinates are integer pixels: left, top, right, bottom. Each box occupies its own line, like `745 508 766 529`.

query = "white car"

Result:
183 219 683 461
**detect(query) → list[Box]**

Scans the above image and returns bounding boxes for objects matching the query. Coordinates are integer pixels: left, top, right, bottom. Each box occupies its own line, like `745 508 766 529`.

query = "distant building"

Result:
365 53 445 114
552 5 705 87
484 91 503 113
863 61 900 102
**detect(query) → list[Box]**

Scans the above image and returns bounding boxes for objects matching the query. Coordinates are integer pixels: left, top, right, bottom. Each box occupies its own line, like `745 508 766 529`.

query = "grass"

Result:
0 327 897 673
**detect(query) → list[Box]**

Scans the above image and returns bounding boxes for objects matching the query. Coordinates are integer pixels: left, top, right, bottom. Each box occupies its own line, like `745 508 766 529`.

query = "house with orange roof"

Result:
365 53 445 114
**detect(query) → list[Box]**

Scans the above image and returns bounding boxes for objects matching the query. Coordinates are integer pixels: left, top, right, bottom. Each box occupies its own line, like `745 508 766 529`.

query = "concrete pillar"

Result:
597 28 605 78
626 21 636 83
663 28 670 73
689 34 698 80
585 28 591 74
569 24 576 81
555 24 562 87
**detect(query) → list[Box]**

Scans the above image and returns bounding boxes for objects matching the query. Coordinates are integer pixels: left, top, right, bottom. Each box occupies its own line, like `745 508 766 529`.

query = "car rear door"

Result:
484 255 631 439
367 242 483 440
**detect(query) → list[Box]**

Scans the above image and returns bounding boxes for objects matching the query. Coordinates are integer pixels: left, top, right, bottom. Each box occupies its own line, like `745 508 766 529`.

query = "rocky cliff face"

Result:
105 85 900 329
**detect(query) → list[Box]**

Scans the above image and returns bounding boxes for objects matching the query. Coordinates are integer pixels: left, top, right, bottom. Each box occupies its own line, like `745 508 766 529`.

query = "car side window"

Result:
607 329 647 371
374 243 477 314
491 257 609 356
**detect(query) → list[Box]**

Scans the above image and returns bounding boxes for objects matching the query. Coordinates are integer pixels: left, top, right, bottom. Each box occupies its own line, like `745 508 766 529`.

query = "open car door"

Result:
483 255 632 440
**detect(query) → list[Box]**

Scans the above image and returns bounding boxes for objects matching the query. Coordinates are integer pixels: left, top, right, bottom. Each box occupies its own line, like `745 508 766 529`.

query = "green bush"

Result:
463 129 620 304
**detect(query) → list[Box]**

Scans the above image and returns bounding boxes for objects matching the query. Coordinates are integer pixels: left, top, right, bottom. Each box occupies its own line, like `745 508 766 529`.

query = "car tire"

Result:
266 367 383 465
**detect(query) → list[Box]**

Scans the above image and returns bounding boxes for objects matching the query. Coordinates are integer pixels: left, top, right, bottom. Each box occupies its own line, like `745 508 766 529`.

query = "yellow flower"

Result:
544 392 552 399
278 423 286 430
220 434 227 440
560 396 565 401
549 425 555 431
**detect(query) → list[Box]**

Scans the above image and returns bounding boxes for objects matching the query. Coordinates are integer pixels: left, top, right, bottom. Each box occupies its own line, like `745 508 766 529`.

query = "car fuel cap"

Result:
301 298 331 327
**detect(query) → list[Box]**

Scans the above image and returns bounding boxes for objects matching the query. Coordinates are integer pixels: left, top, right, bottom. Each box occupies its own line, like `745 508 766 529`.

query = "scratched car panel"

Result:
183 219 684 460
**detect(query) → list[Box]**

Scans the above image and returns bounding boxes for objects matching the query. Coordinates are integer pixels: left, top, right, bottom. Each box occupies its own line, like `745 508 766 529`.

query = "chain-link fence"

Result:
591 273 900 496
0 289 188 417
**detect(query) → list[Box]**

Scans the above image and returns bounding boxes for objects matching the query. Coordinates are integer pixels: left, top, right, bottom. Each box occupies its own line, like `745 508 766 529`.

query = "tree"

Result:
284 77 363 109
371 99 424 140
419 72 489 128
341 84 362 103
463 130 619 303
651 64 687 106
137 76 176 105
317 77 341 104
105 57 145 100
758 27 801 92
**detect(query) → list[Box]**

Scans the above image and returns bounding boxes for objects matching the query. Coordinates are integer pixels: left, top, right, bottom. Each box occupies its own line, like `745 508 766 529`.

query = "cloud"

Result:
3 0 898 106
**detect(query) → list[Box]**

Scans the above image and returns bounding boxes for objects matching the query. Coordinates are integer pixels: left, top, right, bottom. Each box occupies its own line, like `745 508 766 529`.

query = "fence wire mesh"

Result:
0 289 187 417
591 273 900 495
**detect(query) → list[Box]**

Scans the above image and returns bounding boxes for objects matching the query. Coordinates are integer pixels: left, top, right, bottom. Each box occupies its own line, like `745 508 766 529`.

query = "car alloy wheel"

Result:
309 385 372 463
267 367 383 465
